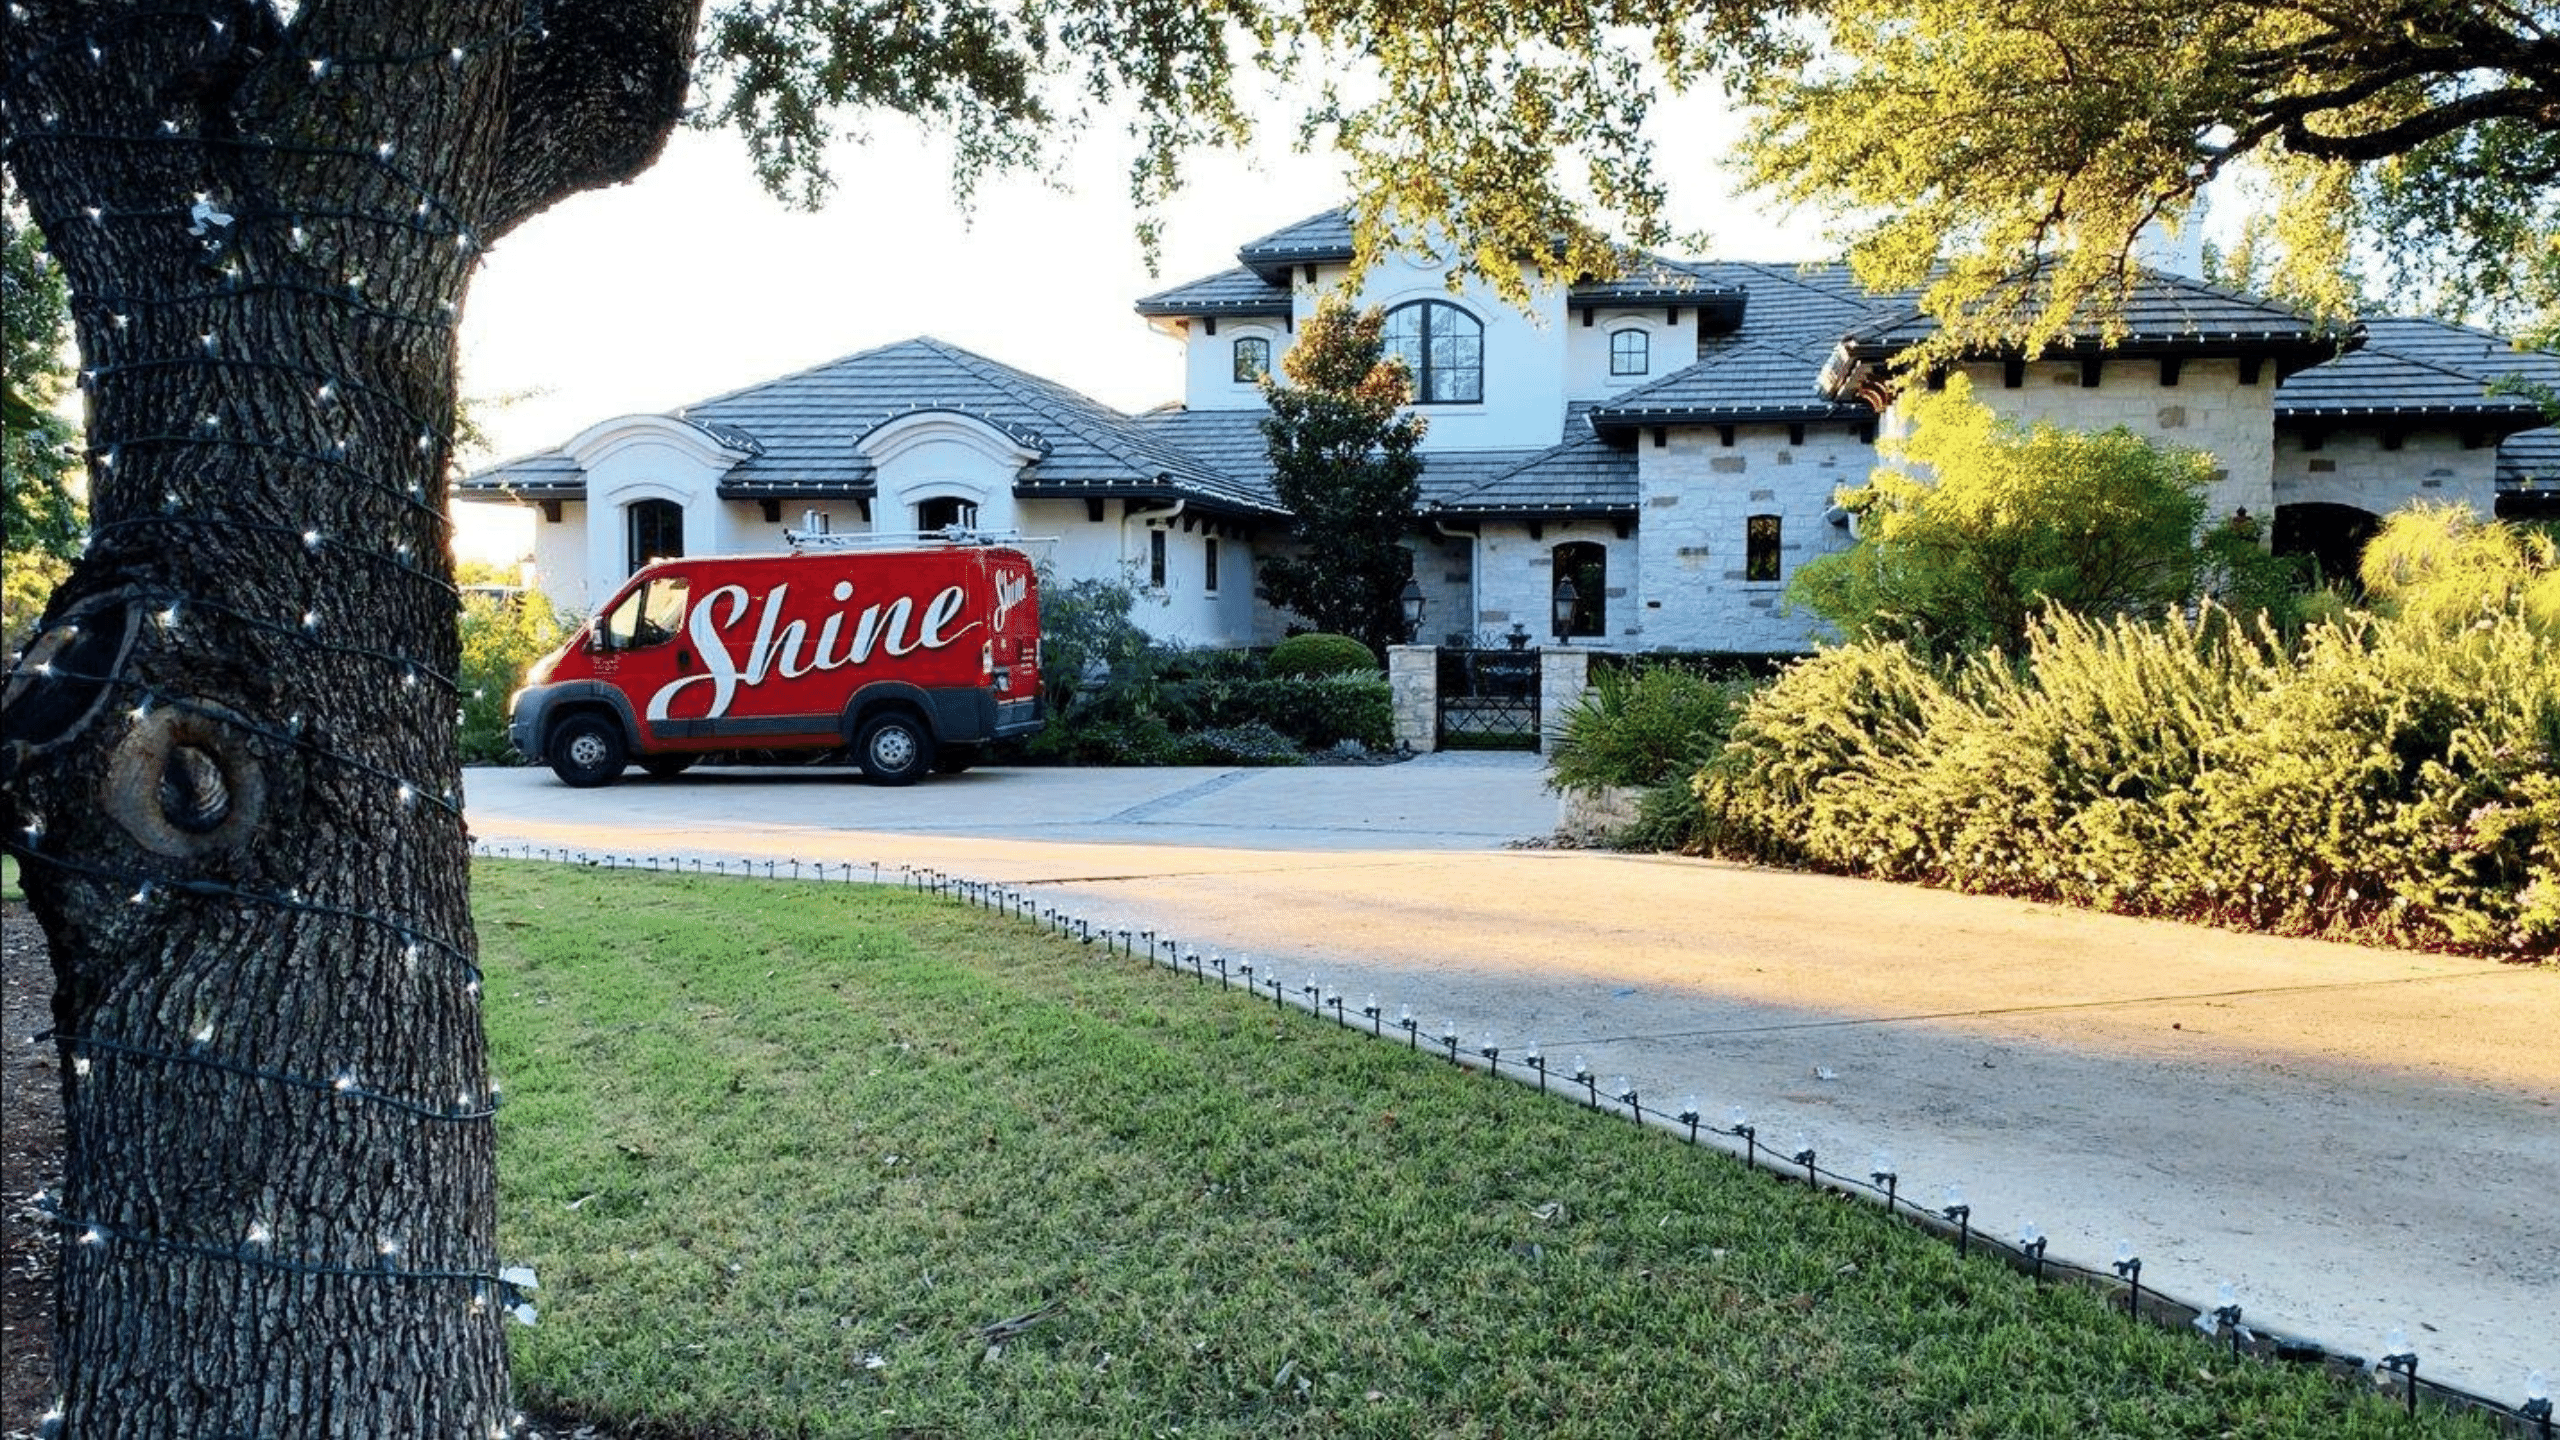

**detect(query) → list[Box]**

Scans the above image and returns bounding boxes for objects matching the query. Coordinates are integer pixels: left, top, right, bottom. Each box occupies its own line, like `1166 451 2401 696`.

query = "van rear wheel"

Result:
854 711 933 786
548 714 628 788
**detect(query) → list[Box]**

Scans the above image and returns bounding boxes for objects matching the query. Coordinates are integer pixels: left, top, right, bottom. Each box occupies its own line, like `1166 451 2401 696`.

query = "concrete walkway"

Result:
463 756 2560 1401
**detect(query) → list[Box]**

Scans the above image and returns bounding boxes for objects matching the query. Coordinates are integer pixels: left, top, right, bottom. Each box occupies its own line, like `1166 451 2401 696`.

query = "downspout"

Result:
1120 497 1186 566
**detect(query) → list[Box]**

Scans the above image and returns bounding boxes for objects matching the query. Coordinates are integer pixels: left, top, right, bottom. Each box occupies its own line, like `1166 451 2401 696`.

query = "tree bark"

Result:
0 3 695 1432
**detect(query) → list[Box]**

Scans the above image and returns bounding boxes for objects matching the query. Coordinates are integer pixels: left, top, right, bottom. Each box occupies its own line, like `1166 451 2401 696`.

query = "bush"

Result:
1690 510 2560 956
1265 631 1381 678
1181 722 1308 766
1550 666 1755 792
459 591 567 764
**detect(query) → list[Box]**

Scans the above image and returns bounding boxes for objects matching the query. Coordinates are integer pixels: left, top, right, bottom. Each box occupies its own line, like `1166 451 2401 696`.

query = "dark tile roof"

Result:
1430 427 1637 515
1590 339 1868 426
1134 265 1293 318
1130 404 1624 512
2274 346 2547 420
1844 270 2336 354
1567 256 1747 315
1128 409 1280 503
1692 261 1896 357
459 337 1286 515
1237 208 1356 280
2501 427 2560 488
2359 317 2560 392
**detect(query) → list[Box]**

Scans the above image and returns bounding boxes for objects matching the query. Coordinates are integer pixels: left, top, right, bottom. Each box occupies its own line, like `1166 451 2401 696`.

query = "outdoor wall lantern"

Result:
1399 578 1426 642
1551 574 1580 641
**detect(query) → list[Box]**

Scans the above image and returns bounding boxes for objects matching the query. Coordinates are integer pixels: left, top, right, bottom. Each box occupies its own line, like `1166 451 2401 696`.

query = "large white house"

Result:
460 208 2560 653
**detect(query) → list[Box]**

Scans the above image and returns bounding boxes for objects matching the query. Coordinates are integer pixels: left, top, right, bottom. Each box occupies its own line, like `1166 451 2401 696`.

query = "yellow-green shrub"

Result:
1694 510 2559 958
459 591 566 763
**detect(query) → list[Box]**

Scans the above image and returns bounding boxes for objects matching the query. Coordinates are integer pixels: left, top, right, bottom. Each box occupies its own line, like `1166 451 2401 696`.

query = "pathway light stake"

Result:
1478 1036 1500 1076
1398 1004 1418 1048
1678 1096 1700 1142
2112 1241 2143 1319
1727 1105 1755 1168
1791 1132 1817 1184
2202 1281 2245 1359
1185 950 1204 982
2378 1327 2420 1418
1303 978 1322 1013
1267 976 1284 1009
1440 1019 1460 1064
2521 1370 2549 1440
1362 995 1382 1036
1215 954 1232 989
1615 1077 1640 1123
1328 994 1347 1028
1572 1057 1597 1109
1526 1043 1547 1093
2019 1221 2047 1280
1237 958 1254 993
1942 1185 1971 1258
1869 1150 1897 1215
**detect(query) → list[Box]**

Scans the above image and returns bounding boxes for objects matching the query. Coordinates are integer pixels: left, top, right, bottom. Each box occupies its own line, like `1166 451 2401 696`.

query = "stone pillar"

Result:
1387 644 1438 754
1539 646 1591 755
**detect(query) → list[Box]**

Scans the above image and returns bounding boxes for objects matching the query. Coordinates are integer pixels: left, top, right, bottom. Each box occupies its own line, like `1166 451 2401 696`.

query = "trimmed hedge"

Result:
1164 674 1394 752
1265 631 1381 678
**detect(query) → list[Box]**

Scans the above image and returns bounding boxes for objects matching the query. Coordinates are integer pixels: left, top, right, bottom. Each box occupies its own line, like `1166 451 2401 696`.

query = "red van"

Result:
509 536 1042 787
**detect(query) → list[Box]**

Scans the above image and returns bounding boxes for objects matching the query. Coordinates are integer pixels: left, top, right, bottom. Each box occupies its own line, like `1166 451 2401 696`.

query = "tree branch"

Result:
483 0 703 237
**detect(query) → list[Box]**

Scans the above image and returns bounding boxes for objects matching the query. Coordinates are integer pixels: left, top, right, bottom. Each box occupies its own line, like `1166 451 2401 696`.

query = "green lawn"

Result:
480 862 2486 1438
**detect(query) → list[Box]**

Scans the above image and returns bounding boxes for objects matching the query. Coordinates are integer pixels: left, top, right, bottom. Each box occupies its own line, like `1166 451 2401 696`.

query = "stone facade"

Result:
2273 427 2501 517
1386 644 1438 753
1631 422 1868 652
1938 357 2278 520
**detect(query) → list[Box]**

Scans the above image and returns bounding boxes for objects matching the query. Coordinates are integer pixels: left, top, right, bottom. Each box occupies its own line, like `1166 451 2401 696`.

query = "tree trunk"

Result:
0 4 695 1432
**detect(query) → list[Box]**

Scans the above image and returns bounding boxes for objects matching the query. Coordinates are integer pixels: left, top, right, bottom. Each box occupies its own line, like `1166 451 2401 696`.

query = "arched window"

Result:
1381 300 1484 404
1609 328 1649 376
917 496 979 534
626 498 683 574
1232 335 1271 384
1552 541 1606 639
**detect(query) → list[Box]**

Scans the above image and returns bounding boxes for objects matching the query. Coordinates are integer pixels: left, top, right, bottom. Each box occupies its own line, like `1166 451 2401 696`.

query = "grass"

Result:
479 862 2490 1439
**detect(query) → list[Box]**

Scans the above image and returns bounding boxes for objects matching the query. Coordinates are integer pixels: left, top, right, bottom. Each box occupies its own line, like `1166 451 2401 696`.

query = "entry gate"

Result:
1437 646 1541 749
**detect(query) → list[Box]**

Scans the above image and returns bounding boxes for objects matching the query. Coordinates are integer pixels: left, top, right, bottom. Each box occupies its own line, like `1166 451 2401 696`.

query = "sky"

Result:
446 87 1835 562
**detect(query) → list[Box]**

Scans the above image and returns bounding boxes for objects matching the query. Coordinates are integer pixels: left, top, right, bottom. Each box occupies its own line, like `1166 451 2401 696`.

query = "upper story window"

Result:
626 498 683 574
1381 300 1484 404
1609 328 1650 377
917 496 979 534
1232 336 1271 384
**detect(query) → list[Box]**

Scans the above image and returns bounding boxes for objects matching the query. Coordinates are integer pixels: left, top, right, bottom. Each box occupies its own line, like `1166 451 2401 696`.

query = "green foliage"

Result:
1211 676 1393 753
1697 511 2560 956
1265 631 1381 679
1180 721 1308 767
458 592 567 764
3 186 82 652
1549 666 1753 794
482 863 2483 1437
1739 0 2556 358
1257 299 1426 661
1789 379 2228 653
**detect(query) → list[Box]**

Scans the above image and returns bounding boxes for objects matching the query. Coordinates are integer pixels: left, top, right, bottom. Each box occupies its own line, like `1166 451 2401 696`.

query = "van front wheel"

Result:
854 712 933 786
548 714 628 788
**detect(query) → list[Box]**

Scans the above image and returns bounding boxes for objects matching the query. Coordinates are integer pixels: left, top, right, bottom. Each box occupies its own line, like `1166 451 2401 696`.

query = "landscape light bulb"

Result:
1364 994 1379 1014
1943 1182 1965 1209
1726 1103 1748 1128
2216 1280 2237 1307
2385 1326 2409 1355
1681 1094 1700 1120
2020 1220 2042 1245
1792 1130 1812 1155
1398 1004 1413 1025
2115 1239 2136 1265
1613 1076 1633 1100
1870 1148 1893 1176
1441 1019 1458 1042
2526 1369 2547 1402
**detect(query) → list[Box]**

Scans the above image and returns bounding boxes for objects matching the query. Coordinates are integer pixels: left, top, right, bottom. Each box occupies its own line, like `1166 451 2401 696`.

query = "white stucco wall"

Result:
1293 256 1568 452
1180 317 1295 411
1631 423 1863 653
1562 306 1695 399
527 503 590 614
1936 357 2278 519
2273 427 2501 519
1470 520 1638 648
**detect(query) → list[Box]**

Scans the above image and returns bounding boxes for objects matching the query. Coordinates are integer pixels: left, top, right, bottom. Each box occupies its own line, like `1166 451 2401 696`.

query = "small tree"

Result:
2 185 82 656
1790 376 2217 652
1257 299 1427 658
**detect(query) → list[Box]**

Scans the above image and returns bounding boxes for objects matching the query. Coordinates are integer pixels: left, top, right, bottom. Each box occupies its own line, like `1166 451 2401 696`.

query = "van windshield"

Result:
600 575 688 649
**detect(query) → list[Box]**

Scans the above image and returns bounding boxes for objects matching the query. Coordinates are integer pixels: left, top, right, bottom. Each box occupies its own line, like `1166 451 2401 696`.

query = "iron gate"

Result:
1437 646 1541 749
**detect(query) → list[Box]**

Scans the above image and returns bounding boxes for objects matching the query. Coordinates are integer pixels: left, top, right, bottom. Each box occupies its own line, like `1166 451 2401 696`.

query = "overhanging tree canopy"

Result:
1740 0 2560 354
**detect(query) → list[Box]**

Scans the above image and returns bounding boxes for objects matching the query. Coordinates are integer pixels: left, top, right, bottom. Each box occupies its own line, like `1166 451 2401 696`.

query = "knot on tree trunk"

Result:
103 704 267 859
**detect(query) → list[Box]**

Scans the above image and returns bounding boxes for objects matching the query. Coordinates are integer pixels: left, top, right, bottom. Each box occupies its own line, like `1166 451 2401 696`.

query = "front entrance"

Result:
1437 645 1541 750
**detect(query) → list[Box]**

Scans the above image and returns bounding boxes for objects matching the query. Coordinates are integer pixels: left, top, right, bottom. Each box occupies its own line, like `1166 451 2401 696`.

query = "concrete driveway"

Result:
463 756 2560 1402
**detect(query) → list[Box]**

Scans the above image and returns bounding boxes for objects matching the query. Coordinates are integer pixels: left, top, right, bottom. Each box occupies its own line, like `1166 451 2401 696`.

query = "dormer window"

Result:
1609 328 1649 377
917 496 978 534
1232 335 1271 384
1382 300 1483 404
